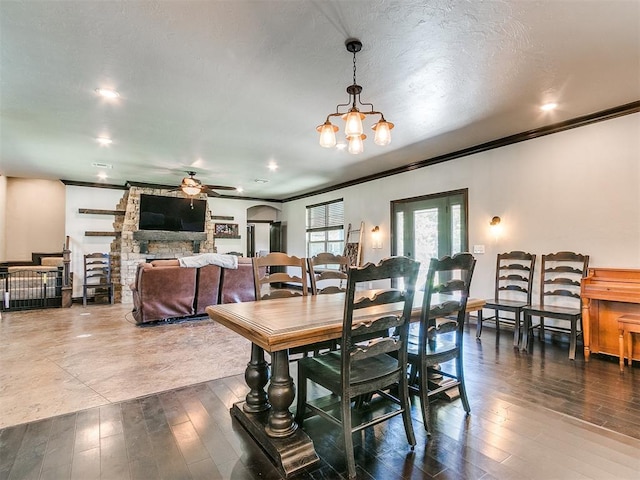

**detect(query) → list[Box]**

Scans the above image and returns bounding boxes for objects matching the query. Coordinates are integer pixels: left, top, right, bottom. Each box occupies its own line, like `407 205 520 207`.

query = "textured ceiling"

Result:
1 1 639 200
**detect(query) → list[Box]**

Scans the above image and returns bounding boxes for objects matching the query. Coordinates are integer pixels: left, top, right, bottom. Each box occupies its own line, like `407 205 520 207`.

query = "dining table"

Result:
206 292 485 477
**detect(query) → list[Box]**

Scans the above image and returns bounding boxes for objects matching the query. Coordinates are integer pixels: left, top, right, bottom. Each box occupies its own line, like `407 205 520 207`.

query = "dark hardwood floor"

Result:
2 323 639 479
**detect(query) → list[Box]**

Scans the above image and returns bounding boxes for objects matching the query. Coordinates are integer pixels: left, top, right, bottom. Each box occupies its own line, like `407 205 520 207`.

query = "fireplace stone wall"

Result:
114 186 216 303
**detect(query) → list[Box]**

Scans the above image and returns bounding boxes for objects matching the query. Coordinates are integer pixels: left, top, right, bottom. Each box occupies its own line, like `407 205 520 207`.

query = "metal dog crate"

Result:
1 267 63 312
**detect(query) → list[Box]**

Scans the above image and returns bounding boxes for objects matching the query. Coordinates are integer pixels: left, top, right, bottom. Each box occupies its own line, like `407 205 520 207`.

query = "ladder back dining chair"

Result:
307 252 349 295
477 251 536 347
252 252 309 300
295 256 420 479
407 252 476 435
82 252 114 306
522 251 589 360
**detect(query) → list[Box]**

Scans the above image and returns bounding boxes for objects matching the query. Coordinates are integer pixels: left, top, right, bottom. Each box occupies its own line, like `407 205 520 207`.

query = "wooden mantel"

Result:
132 230 208 254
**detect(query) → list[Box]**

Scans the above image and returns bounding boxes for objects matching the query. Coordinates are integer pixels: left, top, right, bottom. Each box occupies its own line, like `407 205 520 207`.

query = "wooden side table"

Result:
618 314 640 372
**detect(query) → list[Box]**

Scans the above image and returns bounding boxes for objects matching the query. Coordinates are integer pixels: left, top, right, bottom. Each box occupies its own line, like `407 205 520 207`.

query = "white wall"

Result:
65 186 126 297
248 205 280 255
282 113 640 299
207 198 281 256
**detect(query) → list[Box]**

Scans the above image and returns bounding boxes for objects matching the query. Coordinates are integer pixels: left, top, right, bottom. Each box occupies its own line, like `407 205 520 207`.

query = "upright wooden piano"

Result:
581 268 640 361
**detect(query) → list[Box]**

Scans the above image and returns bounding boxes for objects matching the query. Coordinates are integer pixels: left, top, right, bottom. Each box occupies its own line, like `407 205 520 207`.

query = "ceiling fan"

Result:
177 171 237 197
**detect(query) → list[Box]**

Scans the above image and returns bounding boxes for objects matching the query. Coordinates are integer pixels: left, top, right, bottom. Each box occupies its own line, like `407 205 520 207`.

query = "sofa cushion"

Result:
220 258 257 303
133 265 197 323
150 259 180 267
195 264 222 315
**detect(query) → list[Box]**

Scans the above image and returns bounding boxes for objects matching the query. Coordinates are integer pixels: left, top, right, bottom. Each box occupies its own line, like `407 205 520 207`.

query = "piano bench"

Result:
618 314 640 372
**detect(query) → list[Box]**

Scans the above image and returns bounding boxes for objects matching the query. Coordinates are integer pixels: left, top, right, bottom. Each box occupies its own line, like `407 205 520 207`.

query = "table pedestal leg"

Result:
230 347 318 477
266 350 297 437
244 343 270 413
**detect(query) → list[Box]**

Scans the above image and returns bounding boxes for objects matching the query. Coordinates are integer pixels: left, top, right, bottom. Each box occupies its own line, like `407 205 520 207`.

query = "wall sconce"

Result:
371 226 382 249
490 216 502 240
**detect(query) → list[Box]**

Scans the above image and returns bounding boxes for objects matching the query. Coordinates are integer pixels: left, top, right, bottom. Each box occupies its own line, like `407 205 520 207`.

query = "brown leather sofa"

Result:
130 257 256 324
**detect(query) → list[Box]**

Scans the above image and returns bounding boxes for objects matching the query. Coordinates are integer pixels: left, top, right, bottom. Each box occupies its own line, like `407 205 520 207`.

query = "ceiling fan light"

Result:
343 111 365 137
372 120 394 146
317 121 338 148
347 134 366 155
181 185 201 196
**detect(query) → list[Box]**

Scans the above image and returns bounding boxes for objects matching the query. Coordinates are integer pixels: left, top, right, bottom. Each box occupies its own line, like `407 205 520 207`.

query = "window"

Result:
306 199 344 257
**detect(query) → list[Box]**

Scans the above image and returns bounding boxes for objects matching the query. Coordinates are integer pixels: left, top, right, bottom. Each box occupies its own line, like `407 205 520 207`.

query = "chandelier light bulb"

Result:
343 111 364 137
373 120 394 146
348 134 366 155
317 121 338 148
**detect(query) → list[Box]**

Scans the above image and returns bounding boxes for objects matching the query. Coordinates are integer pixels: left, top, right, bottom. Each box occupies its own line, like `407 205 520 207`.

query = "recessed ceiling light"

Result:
95 88 119 99
540 102 558 111
268 162 278 171
92 162 112 169
96 137 113 146
236 186 244 193
97 172 108 181
254 179 269 184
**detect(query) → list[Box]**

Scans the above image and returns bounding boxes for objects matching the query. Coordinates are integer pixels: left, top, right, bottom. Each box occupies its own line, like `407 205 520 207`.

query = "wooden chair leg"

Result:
457 358 471 414
569 317 577 361
513 309 522 348
342 397 356 479
399 377 416 448
295 372 307 425
476 309 483 338
619 329 625 372
419 363 432 435
628 332 633 369
521 313 531 352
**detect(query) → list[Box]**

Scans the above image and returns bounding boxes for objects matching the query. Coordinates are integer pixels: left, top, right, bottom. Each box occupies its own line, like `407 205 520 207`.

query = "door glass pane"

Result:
414 208 439 285
396 212 404 256
451 204 462 255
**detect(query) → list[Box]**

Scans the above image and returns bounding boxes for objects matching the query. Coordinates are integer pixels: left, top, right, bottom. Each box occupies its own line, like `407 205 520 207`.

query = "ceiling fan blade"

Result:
205 185 237 191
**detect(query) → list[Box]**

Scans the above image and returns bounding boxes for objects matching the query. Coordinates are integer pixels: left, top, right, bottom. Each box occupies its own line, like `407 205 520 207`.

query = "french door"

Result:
391 189 468 283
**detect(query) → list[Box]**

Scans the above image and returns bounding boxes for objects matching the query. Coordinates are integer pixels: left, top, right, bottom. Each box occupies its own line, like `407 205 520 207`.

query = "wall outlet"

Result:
473 244 485 254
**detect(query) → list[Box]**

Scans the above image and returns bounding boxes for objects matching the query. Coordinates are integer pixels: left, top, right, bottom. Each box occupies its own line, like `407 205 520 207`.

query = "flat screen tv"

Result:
138 194 206 232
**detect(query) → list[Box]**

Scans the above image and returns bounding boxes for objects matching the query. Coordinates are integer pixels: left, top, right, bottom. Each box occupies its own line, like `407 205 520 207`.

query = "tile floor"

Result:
0 304 251 429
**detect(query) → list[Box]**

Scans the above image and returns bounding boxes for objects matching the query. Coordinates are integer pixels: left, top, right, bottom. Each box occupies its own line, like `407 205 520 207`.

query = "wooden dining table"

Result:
206 292 485 477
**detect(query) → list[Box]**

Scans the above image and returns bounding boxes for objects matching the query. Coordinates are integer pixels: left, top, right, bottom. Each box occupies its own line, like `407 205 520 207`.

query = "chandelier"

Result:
317 39 393 154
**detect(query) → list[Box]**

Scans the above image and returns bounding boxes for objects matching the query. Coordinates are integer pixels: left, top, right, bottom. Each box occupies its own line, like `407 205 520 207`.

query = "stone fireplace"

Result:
113 186 216 303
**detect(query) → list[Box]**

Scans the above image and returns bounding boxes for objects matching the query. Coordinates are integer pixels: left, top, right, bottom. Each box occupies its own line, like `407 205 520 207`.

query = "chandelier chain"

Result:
352 50 357 86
